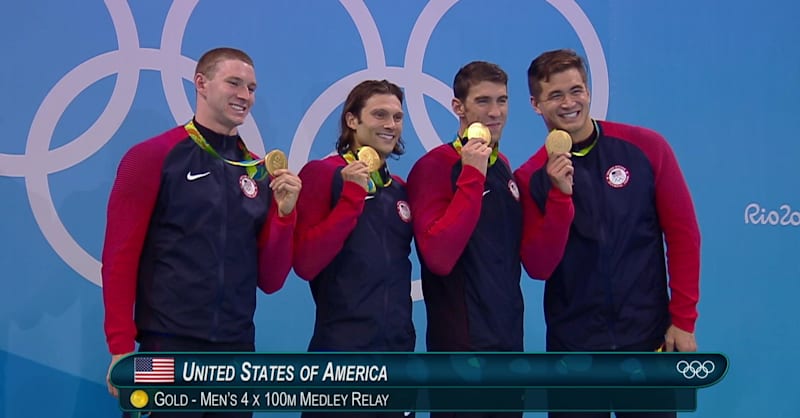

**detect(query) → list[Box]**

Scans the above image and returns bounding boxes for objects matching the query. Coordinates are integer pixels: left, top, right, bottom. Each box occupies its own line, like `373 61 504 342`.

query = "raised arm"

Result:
515 148 575 280
407 147 485 276
292 159 366 280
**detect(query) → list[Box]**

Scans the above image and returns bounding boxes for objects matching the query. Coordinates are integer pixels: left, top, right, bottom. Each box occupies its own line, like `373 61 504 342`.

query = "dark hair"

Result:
195 47 255 78
527 49 588 99
336 80 405 156
452 61 508 102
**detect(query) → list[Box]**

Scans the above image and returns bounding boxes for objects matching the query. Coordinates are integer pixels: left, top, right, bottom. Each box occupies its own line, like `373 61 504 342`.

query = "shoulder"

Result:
119 126 187 167
513 145 548 181
600 120 670 151
299 155 345 176
599 119 678 169
144 125 188 147
410 144 458 172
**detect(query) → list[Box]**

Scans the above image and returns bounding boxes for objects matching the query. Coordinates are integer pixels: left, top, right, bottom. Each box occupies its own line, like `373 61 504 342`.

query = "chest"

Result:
158 142 271 223
570 141 656 232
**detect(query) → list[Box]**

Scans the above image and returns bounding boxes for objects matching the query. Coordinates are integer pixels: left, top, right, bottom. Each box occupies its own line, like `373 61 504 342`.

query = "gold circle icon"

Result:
466 122 491 145
545 129 573 154
356 146 381 172
130 390 149 409
265 149 288 175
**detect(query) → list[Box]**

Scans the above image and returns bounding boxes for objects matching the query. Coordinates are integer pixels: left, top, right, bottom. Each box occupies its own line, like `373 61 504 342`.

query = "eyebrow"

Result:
227 76 257 87
372 108 404 115
551 84 584 93
474 95 508 101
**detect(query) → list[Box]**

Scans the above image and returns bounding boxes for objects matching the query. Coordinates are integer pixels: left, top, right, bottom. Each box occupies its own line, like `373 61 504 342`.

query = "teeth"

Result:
562 111 578 118
231 104 245 111
378 133 394 140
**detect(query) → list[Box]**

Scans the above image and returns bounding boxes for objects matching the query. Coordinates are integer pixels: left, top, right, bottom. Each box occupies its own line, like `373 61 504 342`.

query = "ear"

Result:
345 112 359 130
194 73 206 96
530 96 543 115
451 98 465 117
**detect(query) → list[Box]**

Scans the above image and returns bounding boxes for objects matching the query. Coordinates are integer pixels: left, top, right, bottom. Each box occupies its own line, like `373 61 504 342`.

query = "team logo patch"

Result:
239 175 259 198
605 165 630 188
507 179 520 201
396 200 411 223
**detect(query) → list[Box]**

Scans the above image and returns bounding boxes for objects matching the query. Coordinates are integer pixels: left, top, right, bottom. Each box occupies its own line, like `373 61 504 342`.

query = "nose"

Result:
561 94 577 108
236 84 253 99
487 102 502 118
384 118 400 129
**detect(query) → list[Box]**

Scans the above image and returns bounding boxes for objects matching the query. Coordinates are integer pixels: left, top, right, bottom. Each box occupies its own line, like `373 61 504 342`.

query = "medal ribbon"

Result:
452 135 499 167
184 120 268 181
342 150 392 194
571 119 600 157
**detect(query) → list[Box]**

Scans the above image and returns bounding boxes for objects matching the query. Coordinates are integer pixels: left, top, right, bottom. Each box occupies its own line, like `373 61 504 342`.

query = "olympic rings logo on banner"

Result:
676 360 715 379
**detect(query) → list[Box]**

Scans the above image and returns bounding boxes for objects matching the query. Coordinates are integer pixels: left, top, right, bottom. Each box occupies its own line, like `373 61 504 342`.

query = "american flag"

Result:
134 357 175 383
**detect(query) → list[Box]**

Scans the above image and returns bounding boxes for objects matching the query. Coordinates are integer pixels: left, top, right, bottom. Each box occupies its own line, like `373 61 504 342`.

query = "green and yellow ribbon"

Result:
570 119 600 157
342 150 391 194
184 120 268 181
452 135 499 167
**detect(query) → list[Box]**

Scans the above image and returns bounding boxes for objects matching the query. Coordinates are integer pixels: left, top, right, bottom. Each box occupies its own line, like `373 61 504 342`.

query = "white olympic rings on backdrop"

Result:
0 0 265 286
0 0 607 293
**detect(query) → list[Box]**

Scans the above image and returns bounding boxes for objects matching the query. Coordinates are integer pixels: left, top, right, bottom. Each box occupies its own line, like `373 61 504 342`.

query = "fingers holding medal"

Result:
341 146 379 192
545 129 572 155
356 146 381 172
459 122 493 175
544 129 574 195
265 149 288 176
466 122 491 146
263 149 301 216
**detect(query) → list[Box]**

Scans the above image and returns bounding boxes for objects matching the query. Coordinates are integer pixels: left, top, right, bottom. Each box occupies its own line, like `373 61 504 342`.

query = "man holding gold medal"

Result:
102 47 301 417
293 80 415 378
520 49 700 418
406 60 526 414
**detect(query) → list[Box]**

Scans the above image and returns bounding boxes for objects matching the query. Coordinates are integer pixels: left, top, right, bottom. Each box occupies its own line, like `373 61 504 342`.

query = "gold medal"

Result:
265 149 288 176
356 146 381 172
130 390 149 409
465 122 491 145
545 129 573 154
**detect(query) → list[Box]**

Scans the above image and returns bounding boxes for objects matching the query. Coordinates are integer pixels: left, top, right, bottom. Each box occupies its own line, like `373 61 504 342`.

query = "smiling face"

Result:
531 67 593 142
194 58 257 135
453 81 508 145
346 93 404 161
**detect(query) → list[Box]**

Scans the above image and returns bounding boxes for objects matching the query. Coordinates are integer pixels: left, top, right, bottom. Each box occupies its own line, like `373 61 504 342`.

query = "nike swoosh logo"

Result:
365 195 375 200
404 413 412 417
482 189 491 196
186 171 210 181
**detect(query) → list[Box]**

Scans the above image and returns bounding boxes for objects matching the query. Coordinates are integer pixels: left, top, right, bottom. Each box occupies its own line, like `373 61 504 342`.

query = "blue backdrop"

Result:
1 1 798 417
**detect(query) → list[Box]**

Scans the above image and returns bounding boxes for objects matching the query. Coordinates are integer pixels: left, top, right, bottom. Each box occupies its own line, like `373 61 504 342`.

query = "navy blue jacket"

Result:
102 121 294 354
407 144 523 351
525 120 700 351
294 156 415 351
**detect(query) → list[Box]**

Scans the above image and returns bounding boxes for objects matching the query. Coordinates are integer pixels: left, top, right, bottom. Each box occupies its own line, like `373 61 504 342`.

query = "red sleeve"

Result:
514 147 575 280
101 130 183 355
406 146 484 276
292 157 366 280
257 200 296 294
617 124 701 333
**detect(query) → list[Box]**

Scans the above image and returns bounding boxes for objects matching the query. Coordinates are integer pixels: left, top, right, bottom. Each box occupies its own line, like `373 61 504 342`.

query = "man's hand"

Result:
106 353 128 398
547 152 574 195
270 169 302 216
664 324 697 352
340 161 371 190
461 139 492 176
